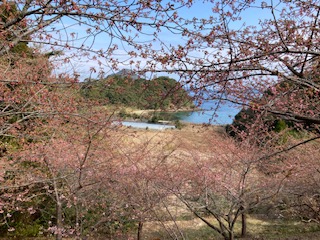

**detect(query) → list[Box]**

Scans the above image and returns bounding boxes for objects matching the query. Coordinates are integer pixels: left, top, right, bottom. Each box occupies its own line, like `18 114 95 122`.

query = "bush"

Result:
174 120 184 130
119 109 128 118
8 222 43 237
148 115 159 123
274 119 287 132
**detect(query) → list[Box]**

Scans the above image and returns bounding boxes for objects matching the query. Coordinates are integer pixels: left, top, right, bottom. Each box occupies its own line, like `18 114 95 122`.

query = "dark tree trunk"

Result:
137 221 143 240
241 212 247 237
224 231 234 240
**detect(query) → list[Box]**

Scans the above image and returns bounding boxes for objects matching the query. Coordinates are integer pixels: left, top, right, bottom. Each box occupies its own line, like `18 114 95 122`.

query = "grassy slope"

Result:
113 124 320 240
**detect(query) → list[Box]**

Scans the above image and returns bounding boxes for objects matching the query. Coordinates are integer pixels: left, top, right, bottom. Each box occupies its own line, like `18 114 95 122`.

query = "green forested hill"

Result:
226 80 320 141
80 75 194 110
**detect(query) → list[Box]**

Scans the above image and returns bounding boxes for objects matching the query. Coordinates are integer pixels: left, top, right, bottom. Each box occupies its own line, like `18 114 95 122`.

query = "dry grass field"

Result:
110 124 320 240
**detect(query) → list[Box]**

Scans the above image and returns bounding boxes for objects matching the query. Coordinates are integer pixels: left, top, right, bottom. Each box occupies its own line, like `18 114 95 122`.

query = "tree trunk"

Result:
56 201 63 240
241 212 247 237
224 231 234 240
137 221 143 240
53 178 63 240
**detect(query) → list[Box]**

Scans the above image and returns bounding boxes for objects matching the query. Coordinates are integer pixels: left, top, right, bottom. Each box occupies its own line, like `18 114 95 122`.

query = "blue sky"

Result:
46 0 278 80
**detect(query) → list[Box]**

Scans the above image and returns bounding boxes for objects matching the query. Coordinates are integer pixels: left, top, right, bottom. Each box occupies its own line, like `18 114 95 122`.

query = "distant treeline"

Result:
80 75 194 110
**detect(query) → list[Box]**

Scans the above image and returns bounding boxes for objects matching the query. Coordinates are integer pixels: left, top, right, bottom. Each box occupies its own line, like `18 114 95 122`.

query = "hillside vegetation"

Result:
227 79 320 143
80 75 194 110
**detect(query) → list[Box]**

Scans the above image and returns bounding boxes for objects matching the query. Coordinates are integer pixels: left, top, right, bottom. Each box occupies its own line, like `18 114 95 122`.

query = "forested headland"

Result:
80 73 194 111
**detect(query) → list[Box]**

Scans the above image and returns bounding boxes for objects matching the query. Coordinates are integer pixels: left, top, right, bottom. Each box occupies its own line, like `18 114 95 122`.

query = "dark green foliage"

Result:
226 106 293 142
273 119 287 133
119 109 128 118
226 78 320 140
0 186 55 237
0 2 32 57
174 119 184 130
9 222 42 237
148 114 160 123
80 76 193 110
225 107 257 138
0 161 55 237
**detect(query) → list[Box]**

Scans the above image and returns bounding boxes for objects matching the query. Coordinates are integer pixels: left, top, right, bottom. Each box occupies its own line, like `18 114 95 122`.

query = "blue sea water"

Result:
175 100 240 125
119 100 241 129
121 121 175 130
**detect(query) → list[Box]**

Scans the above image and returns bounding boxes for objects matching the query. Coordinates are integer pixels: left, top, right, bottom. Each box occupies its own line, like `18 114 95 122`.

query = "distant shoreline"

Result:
104 102 238 126
127 107 202 115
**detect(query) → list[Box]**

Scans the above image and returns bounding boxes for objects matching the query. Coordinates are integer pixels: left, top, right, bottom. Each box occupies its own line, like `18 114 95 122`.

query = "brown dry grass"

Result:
111 125 320 240
115 123 225 153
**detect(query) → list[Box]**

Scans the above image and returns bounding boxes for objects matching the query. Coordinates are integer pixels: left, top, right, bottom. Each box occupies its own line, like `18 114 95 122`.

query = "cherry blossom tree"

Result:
0 1 194 238
273 138 320 223
151 3 320 227
147 0 320 130
151 129 309 240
